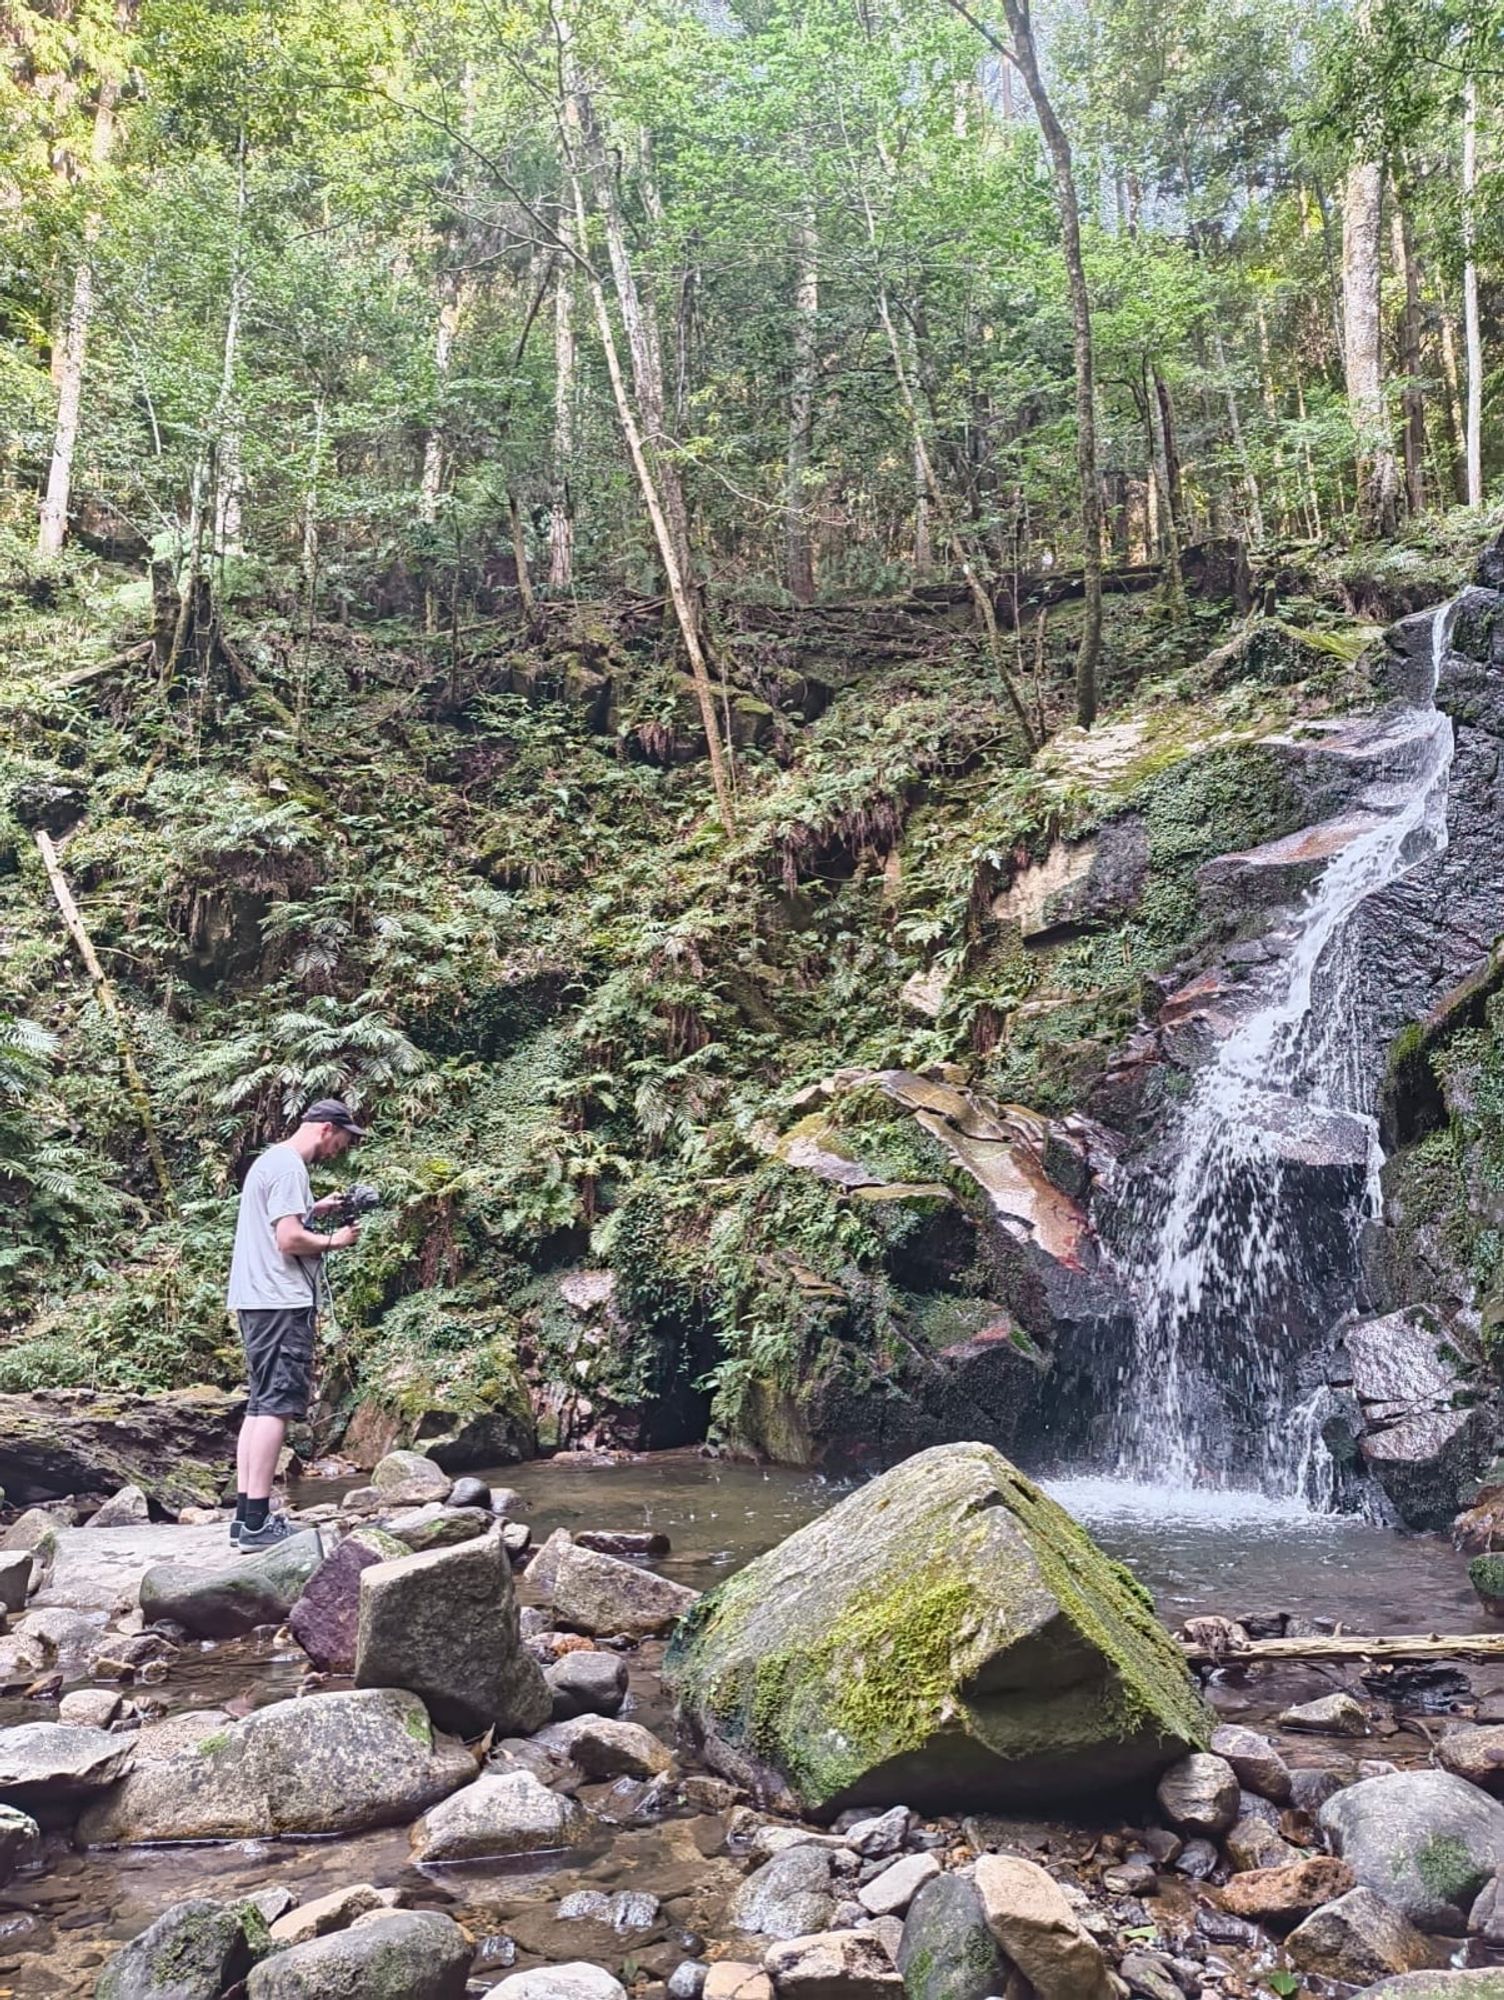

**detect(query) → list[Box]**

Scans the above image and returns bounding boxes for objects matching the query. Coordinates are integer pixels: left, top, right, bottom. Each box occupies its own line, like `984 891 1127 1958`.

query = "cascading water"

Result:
1099 599 1457 1509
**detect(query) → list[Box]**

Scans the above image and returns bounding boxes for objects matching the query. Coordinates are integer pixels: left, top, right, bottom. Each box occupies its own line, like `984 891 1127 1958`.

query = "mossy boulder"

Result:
666 1441 1208 1814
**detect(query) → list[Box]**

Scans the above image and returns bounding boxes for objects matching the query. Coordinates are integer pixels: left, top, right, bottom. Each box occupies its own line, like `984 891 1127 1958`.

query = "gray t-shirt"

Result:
227 1143 316 1311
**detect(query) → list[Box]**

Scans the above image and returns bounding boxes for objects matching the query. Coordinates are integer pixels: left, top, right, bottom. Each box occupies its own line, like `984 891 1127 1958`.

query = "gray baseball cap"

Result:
301 1098 368 1138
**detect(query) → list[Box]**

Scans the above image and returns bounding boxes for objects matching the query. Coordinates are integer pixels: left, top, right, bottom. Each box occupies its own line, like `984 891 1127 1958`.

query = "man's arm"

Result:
275 1215 359 1257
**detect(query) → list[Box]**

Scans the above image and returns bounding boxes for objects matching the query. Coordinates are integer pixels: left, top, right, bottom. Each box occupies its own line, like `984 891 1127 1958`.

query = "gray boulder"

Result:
973 1853 1116 2000
529 1715 671 1780
1319 1769 1504 1932
355 1529 550 1737
0 1804 39 1885
86 1484 150 1529
139 1530 324 1638
447 1476 491 1510
546 1648 628 1720
409 1769 591 1863
1155 1753 1240 1835
0 1550 31 1613
669 1442 1207 1813
1209 1723 1292 1803
485 1968 626 2000
726 1845 835 1940
246 1910 470 1999
0 1722 134 1813
1361 1978 1504 1998
371 1450 451 1502
897 1869 1008 2000
1343 1309 1491 1529
96 1896 267 1999
552 1544 699 1639
288 1527 407 1673
78 1688 473 1845
763 1931 902 2000
383 1504 491 1552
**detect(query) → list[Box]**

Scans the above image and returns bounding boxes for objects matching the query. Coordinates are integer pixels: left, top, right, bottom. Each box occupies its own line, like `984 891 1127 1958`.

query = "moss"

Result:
1470 1553 1504 1607
1413 1831 1488 1904
400 1702 432 1746
196 1731 231 1756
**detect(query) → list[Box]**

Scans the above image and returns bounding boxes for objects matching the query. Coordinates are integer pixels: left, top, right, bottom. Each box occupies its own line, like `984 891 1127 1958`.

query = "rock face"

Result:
1319 1769 1504 1933
288 1527 407 1673
0 1805 39 1886
96 1896 267 2000
246 1910 471 1999
1285 1887 1445 1983
0 1723 134 1814
0 1387 241 1511
409 1769 591 1864
669 1442 1207 1812
1339 1309 1490 1529
355 1529 550 1737
78 1688 473 1845
552 1544 699 1639
139 1530 324 1639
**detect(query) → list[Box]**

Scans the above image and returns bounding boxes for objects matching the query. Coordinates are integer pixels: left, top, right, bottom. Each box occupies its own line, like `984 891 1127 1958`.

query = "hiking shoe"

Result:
229 1517 243 1546
237 1514 293 1553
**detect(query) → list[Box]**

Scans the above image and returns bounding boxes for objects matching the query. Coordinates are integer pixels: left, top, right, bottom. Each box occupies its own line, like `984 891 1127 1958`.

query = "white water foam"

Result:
1101 600 1458 1507
1044 1474 1325 1529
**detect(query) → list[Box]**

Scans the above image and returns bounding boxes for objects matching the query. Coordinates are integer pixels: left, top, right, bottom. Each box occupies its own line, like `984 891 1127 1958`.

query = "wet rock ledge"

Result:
0 1442 1502 1999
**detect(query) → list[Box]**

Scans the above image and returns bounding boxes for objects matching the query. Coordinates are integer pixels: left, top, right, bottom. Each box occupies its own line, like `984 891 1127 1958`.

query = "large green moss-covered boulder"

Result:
666 1441 1209 1814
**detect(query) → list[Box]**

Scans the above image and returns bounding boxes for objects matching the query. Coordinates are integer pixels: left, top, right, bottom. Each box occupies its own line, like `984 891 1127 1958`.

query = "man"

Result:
226 1097 367 1550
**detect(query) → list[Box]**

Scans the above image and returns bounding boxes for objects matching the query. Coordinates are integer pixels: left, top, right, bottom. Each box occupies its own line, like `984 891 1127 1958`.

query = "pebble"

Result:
57 1690 121 1728
1279 1692 1368 1735
1102 1855 1159 1896
856 1851 939 1917
669 1965 707 2000
1173 1838 1220 1880
844 1806 912 1857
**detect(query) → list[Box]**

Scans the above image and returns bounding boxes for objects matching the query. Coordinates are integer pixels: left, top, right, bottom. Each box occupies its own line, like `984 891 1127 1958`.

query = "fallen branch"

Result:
58 640 154 687
1181 1632 1504 1665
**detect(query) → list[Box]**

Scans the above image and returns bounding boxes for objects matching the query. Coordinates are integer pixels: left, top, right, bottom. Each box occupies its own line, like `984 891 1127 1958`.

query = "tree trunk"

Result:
419 271 467 526
37 68 120 558
1439 297 1470 503
785 198 819 603
1210 323 1264 545
212 131 248 561
1341 158 1399 537
508 491 538 628
1464 76 1483 507
549 231 576 590
987 0 1102 726
1389 188 1427 517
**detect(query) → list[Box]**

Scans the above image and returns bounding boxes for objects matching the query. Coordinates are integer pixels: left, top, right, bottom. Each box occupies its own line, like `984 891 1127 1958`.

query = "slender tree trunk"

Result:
1210 323 1264 544
419 272 466 526
1389 189 1427 517
785 198 819 602
549 230 576 590
1145 364 1184 611
1464 76 1483 507
1342 157 1399 537
1295 372 1324 540
1439 298 1469 503
508 491 538 627
1255 300 1292 536
555 38 735 831
986 0 1102 725
212 132 248 561
37 67 120 557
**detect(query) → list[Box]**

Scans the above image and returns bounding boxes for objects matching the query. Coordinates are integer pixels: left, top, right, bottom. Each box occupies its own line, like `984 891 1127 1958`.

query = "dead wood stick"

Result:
33 829 175 1212
1181 1632 1504 1665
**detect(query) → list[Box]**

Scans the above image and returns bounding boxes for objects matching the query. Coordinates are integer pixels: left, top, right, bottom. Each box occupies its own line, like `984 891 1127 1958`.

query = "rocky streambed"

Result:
0 1446 1503 1999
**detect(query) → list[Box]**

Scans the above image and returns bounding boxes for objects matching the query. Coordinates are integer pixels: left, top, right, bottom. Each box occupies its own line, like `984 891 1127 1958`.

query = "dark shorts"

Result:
238 1308 316 1420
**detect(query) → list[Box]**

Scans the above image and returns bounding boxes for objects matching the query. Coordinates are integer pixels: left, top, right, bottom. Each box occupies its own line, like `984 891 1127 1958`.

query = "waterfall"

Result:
1101 600 1457 1507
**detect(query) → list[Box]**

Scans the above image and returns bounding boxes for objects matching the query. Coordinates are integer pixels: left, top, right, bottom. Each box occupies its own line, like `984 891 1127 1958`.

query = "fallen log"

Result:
1181 1632 1504 1665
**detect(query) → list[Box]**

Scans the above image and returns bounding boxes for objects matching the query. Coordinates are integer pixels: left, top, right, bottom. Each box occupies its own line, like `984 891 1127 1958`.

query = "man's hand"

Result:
328 1224 361 1251
309 1193 345 1216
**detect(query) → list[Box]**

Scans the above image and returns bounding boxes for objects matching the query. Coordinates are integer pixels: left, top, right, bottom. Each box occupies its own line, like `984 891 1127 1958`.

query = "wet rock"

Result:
245 1889 296 1926
763 1929 904 1999
1289 1766 1349 1812
409 1769 590 1863
670 1443 1207 1814
749 1828 848 1864
132 1708 233 1761
370 1449 451 1504
88 1630 176 1680
1117 1950 1182 2000
702 1966 772 2000
85 1485 150 1530
1470 1554 1504 1618
1173 1838 1219 1879
973 1853 1115 2000
856 1852 939 1917
503 1520 532 1558
384 1503 491 1552
1101 1855 1158 1895
576 1530 673 1559
1362 1977 1504 1998
530 1715 672 1780
1156 1753 1240 1835
552 1544 699 1639
78 1687 473 1844
669 1964 707 2000
448 1475 491 1510
729 1846 837 1940
0 1722 133 1812
1223 1812 1296 1872
846 1807 912 1858
0 1805 39 1886
1319 1768 1504 1932
1468 1868 1504 1942
1439 1725 1504 1795
1219 1855 1355 1927
1454 1488 1504 1557
354 1528 551 1737
897 1871 1008 2000
269 1883 402 1945
138 1530 323 1639
527 1528 575 1602
0 1387 239 1513
1280 1691 1368 1734
1209 1724 1292 1803
1285 1885 1445 1982
2 1511 58 1594
287 1526 407 1673
0 1551 31 1613
486 1969 628 2000
1138 1827 1181 1865
546 1648 628 1720
247 1909 470 1999
95 1895 266 2000
1343 1309 1490 1529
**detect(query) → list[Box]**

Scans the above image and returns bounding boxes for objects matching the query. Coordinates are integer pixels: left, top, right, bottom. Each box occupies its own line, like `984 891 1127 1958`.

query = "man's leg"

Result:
241 1414 287 1501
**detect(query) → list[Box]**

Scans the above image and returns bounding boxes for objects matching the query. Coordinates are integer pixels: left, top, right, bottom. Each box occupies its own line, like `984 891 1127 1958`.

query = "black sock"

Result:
234 1492 248 1523
244 1497 270 1531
